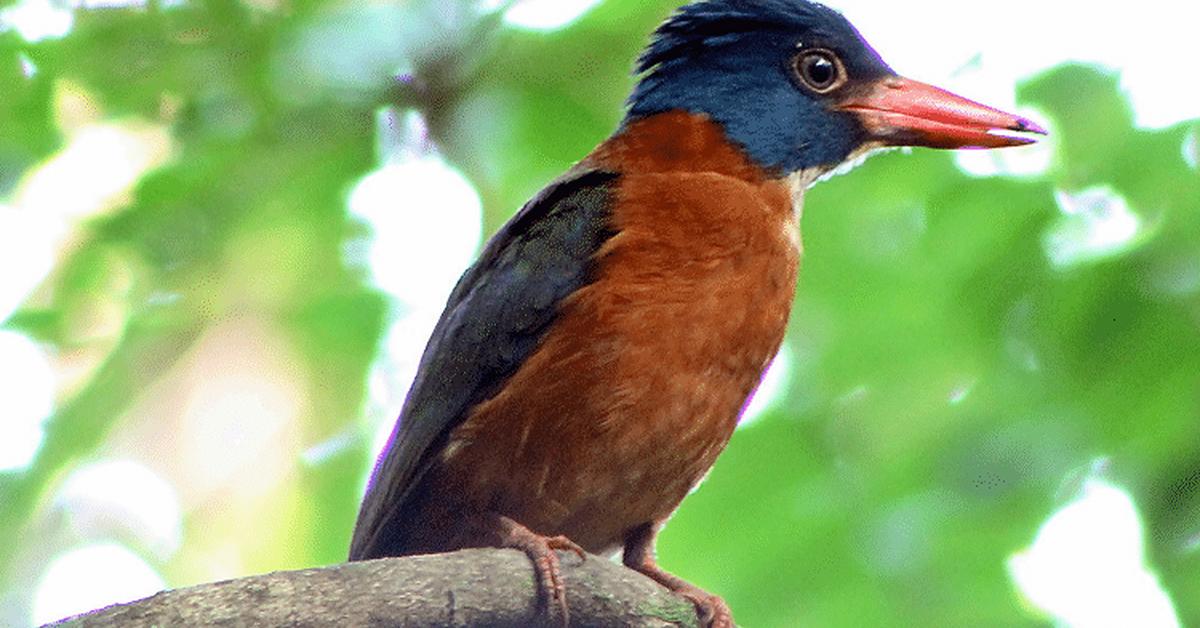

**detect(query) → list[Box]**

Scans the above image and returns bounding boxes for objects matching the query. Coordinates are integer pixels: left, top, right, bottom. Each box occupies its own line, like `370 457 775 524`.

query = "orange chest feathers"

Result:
444 116 801 552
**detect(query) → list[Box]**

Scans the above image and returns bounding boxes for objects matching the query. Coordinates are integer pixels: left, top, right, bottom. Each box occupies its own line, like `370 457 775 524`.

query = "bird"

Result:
349 1 1045 626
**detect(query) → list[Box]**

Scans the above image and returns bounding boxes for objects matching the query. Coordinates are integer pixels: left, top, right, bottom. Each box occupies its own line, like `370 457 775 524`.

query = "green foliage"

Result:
2 1 1198 626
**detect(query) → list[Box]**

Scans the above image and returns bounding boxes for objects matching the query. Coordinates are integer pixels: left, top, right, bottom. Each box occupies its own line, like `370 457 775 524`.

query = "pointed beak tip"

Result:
1012 116 1049 136
984 115 1049 149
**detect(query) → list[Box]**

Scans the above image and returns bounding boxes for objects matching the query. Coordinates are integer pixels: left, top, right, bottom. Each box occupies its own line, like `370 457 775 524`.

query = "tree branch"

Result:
48 549 702 627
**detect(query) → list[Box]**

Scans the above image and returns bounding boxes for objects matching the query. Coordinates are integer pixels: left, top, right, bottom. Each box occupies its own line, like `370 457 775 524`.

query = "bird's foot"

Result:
674 585 733 628
494 515 586 626
630 561 733 628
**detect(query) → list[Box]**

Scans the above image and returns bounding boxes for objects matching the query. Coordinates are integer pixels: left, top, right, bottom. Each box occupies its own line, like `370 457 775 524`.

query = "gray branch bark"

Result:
47 548 701 627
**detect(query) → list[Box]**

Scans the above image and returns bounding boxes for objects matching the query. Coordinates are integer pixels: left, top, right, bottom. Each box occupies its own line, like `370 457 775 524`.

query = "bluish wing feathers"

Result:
349 168 619 559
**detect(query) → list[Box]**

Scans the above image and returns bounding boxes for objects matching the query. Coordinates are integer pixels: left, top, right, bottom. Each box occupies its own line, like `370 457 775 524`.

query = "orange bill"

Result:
838 76 1047 149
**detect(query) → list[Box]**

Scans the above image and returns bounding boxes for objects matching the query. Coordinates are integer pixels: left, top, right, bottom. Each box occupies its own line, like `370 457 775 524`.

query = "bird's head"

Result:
626 0 1046 178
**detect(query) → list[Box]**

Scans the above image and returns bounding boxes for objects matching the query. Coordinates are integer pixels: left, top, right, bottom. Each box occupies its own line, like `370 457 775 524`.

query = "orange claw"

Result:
495 515 587 626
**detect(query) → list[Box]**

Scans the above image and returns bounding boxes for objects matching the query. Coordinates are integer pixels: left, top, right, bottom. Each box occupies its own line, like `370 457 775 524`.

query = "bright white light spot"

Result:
273 4 416 105
18 122 172 220
19 52 37 78
76 0 146 8
739 346 793 429
1044 187 1148 270
302 432 357 467
956 112 1054 178
347 154 482 311
948 378 976 406
1009 478 1180 627
1 120 171 323
1183 130 1199 171
0 331 54 471
378 107 431 163
837 0 1200 129
1186 529 1200 554
0 0 73 42
499 0 602 31
56 459 183 559
32 543 165 625
0 203 59 322
178 319 305 498
1118 50 1200 129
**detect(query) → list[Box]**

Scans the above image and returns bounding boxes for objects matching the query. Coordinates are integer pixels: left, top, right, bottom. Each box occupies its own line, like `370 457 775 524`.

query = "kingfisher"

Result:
349 1 1045 626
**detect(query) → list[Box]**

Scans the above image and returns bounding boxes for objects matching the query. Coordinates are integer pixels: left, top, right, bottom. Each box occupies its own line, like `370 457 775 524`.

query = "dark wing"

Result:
349 168 619 559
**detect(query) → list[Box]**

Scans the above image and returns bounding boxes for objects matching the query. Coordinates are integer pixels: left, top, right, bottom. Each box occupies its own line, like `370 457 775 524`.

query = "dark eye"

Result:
794 49 843 93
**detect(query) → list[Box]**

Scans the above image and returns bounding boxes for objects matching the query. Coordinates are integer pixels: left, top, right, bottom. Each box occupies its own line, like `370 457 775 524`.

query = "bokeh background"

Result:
2 0 1199 625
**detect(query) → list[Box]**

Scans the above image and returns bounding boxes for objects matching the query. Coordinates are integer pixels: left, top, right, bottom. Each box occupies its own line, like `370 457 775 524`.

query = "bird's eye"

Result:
794 49 844 93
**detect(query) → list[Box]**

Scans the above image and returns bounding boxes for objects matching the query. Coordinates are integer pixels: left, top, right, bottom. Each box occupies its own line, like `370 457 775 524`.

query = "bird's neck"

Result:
592 112 777 183
591 111 828 219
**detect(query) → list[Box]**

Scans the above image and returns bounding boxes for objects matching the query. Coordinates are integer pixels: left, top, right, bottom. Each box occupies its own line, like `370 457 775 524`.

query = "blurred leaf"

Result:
0 34 59 193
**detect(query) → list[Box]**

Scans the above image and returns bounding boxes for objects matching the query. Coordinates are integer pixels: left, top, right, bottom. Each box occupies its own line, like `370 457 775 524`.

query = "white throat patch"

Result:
785 141 892 216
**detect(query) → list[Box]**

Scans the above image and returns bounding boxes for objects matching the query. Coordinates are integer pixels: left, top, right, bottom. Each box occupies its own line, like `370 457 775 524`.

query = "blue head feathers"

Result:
627 0 896 175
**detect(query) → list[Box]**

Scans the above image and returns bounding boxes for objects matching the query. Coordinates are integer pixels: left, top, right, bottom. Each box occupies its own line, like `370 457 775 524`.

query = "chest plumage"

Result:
435 113 799 552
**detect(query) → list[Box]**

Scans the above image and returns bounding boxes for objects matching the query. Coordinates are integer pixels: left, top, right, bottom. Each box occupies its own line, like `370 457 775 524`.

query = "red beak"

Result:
837 77 1047 149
